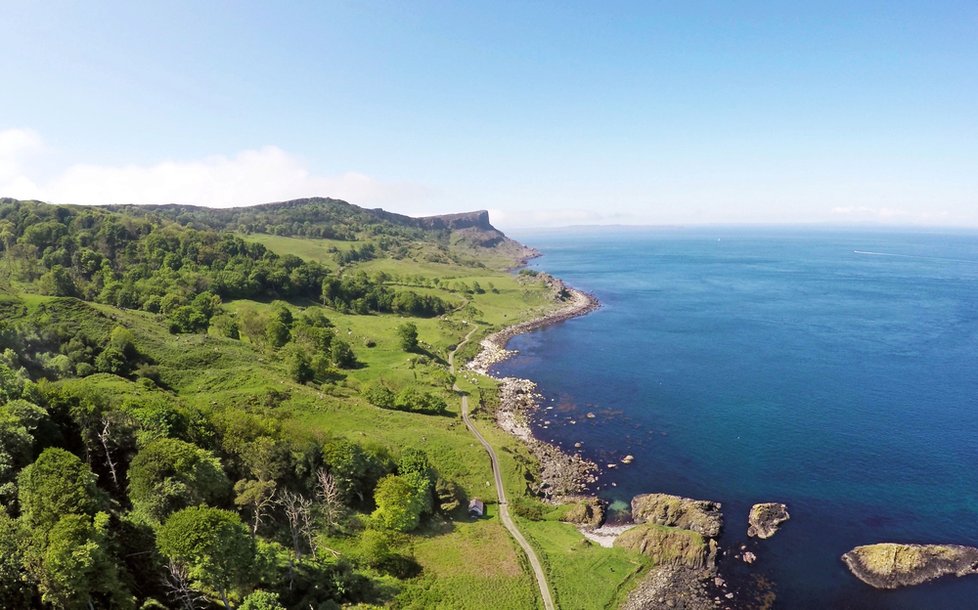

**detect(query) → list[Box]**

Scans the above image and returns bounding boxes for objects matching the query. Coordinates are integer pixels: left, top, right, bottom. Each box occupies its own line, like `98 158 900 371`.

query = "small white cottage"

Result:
468 498 485 518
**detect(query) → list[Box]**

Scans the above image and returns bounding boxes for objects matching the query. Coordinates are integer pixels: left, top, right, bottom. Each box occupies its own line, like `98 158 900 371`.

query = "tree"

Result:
34 512 132 610
157 507 255 610
286 347 314 383
0 362 25 403
315 468 345 531
127 438 231 525
234 479 277 536
0 411 34 504
95 346 128 376
240 590 286 610
169 306 209 334
396 322 419 352
357 528 396 569
38 265 77 297
371 475 424 532
394 386 448 415
239 310 266 344
0 510 30 608
17 448 99 533
397 449 435 514
0 219 14 277
108 326 138 361
163 561 207 610
209 314 240 339
321 439 385 505
279 490 316 559
330 339 356 369
363 382 395 409
265 318 290 348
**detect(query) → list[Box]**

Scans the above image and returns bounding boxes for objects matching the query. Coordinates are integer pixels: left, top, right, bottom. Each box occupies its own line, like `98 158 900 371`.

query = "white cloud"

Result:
0 128 44 196
0 128 436 210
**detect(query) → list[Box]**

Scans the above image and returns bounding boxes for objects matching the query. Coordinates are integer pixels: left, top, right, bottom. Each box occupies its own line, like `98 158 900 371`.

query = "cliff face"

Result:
615 524 718 570
416 210 493 231
416 209 538 263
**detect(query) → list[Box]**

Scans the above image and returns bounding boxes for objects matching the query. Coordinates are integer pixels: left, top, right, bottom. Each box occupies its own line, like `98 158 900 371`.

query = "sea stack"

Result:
842 543 978 589
747 502 790 539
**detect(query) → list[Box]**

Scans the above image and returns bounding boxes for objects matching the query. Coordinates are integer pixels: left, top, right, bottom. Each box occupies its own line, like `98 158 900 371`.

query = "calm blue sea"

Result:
493 228 978 609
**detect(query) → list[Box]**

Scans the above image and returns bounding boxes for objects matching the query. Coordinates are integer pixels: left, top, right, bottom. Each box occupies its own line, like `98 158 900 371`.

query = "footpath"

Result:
449 327 556 610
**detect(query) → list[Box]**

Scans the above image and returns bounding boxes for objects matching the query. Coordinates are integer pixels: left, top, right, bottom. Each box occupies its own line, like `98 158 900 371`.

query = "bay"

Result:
493 227 978 609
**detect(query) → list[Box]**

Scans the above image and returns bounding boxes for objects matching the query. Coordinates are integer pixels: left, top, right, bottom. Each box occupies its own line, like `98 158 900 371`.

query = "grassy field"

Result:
3 229 648 610
519 520 649 610
233 234 653 609
235 232 352 267
404 518 541 609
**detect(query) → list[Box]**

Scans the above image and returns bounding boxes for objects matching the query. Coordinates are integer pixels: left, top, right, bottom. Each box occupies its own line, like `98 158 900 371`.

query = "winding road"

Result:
449 327 556 610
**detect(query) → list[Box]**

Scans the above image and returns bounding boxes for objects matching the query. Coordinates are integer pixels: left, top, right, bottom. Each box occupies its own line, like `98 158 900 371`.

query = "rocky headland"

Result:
842 543 978 589
560 495 607 528
616 524 719 570
747 503 790 539
631 493 724 538
613 491 753 609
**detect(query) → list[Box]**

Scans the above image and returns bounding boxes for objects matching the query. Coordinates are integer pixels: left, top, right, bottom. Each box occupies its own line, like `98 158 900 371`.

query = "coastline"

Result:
465 275 753 609
466 276 601 499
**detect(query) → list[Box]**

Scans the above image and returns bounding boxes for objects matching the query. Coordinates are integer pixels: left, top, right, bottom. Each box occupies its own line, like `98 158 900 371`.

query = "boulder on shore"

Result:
842 543 978 589
747 502 790 539
561 496 606 528
631 493 723 538
615 524 718 570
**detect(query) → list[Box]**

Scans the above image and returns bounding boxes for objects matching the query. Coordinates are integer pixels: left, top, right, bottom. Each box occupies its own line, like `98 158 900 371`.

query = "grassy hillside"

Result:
0 198 648 610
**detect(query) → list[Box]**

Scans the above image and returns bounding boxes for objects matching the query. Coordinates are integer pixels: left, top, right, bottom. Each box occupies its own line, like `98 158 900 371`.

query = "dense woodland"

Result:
106 198 438 242
0 199 506 610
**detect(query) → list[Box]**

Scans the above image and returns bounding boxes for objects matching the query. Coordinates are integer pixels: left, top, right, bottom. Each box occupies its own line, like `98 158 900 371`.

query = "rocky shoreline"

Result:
466 276 600 499
467 277 600 375
465 275 768 608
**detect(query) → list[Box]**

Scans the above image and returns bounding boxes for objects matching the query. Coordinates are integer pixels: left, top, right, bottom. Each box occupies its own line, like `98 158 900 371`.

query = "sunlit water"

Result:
493 228 978 609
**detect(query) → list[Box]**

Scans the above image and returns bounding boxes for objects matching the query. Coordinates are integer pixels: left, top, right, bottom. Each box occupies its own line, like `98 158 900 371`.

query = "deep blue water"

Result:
493 228 978 609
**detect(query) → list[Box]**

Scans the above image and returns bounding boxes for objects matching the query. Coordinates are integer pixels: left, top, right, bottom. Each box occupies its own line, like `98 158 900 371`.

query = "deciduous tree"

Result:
157 507 255 610
127 438 230 525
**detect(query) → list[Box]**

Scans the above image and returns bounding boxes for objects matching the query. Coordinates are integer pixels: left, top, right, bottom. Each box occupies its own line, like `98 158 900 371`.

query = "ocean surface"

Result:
493 228 978 609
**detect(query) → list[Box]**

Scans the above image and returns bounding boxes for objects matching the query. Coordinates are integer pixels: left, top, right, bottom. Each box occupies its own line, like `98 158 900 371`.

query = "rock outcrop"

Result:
615 524 719 570
747 502 790 539
619 565 719 610
631 493 723 538
842 543 978 589
561 496 606 528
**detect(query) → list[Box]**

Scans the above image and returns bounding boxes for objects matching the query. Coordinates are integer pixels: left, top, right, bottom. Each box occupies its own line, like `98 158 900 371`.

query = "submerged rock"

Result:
631 493 723 538
747 502 790 539
615 524 718 570
842 543 978 589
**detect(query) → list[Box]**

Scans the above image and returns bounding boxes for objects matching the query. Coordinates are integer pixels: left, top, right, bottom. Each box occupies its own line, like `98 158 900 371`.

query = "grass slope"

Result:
1 223 649 609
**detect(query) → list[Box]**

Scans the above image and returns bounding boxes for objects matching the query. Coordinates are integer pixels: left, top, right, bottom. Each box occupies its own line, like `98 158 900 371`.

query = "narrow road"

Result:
449 327 556 610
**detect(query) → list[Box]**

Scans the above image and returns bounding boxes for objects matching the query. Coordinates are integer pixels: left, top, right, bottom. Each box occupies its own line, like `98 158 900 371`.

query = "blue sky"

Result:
2 1 976 228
